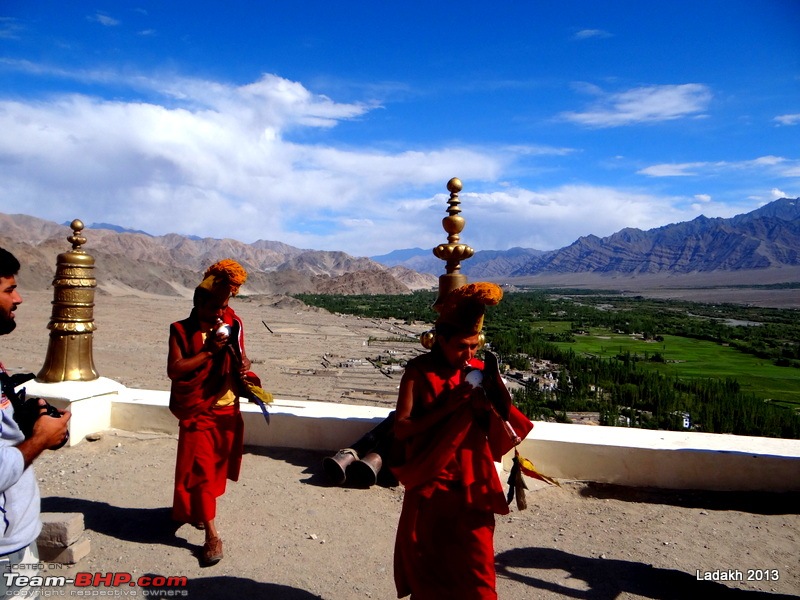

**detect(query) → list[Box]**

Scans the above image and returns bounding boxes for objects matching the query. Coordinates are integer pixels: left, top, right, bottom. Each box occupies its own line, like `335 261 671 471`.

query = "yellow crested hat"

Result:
435 282 503 335
197 259 248 301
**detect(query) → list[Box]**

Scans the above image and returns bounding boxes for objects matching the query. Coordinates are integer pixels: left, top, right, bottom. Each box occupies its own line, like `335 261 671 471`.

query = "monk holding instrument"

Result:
167 259 251 566
391 282 533 599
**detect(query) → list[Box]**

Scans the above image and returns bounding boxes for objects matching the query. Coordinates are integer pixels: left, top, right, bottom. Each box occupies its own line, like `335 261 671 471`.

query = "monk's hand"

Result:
203 328 229 354
447 381 476 411
451 381 491 413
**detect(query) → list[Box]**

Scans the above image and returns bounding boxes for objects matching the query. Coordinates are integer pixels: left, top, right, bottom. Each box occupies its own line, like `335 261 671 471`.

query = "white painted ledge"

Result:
21 380 800 493
515 421 800 493
108 389 393 451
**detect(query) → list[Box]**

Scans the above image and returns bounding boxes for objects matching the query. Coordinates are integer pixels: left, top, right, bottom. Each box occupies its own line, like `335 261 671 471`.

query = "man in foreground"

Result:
0 248 71 598
391 282 533 599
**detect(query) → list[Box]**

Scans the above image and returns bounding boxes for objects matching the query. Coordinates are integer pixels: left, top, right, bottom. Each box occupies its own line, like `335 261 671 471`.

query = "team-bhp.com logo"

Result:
3 572 188 597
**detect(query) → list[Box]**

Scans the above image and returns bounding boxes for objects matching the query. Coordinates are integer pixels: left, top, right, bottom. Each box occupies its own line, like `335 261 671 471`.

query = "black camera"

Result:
1 372 68 450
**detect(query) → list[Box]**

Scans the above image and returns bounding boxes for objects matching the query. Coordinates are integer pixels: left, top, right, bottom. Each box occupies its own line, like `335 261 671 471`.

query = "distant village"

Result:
323 316 611 425
327 317 700 430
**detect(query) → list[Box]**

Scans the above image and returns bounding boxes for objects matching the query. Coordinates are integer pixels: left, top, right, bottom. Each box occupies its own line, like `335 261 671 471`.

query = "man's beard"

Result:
0 317 17 335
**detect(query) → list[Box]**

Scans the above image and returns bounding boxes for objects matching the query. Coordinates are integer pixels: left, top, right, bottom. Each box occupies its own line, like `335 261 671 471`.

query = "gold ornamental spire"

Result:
37 219 99 382
420 177 475 349
432 177 474 309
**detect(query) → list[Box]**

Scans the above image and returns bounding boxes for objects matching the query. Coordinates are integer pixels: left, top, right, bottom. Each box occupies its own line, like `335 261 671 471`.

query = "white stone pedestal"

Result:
20 378 125 447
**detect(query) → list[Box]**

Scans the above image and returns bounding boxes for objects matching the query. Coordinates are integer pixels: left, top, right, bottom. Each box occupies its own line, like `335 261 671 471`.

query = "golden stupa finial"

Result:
420 177 476 349
37 219 99 382
432 177 474 307
67 219 87 251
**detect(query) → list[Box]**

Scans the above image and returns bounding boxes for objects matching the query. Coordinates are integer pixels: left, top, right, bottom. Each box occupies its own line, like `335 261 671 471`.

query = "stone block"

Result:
37 535 90 565
37 512 85 548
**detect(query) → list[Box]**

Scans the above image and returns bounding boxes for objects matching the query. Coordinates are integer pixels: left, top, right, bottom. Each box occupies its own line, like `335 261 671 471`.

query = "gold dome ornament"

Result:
419 329 435 350
432 177 475 311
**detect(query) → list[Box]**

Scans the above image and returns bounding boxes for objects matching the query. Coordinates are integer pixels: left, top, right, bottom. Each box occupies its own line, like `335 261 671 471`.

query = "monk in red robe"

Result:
168 259 250 566
391 282 533 599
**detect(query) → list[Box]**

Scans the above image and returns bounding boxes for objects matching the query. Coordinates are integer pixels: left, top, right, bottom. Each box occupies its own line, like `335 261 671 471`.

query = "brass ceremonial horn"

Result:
346 451 383 488
322 448 359 486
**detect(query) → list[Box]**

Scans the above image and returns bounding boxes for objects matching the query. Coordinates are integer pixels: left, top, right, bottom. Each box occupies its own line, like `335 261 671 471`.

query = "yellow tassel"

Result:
245 381 274 405
516 451 560 487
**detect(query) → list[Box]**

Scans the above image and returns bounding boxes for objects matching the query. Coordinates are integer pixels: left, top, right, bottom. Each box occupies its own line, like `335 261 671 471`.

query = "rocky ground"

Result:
7 291 800 599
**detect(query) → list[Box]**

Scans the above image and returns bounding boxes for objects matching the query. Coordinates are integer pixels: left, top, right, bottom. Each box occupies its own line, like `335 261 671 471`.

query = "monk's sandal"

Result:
202 536 223 566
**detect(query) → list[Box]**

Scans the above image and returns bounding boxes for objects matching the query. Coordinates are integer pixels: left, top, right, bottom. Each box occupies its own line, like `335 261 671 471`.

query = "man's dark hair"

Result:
0 248 20 278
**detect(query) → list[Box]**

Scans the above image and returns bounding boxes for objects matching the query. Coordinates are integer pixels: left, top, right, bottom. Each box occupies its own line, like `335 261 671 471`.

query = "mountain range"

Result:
0 213 435 296
1 197 798 297
375 197 800 279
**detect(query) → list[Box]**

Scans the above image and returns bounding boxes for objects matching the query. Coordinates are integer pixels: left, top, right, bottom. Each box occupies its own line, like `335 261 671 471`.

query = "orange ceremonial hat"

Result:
435 282 503 335
197 259 248 301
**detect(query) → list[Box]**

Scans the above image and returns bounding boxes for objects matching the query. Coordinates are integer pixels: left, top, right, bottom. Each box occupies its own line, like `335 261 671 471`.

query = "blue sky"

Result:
1 1 798 257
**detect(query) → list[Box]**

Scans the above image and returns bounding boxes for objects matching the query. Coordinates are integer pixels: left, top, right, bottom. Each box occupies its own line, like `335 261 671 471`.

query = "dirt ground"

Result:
7 291 800 599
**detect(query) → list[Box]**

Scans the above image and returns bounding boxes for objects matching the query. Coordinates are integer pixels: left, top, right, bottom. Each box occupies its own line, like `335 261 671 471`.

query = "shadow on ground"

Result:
496 547 796 599
246 446 329 486
577 482 800 515
53 574 323 600
41 497 189 550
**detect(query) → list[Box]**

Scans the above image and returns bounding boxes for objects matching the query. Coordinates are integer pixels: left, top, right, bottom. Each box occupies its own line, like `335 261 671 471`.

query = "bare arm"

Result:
239 351 251 374
231 310 251 373
167 324 232 381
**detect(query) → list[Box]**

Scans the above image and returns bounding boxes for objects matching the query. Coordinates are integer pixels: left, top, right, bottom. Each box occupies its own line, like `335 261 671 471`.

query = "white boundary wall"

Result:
24 378 800 493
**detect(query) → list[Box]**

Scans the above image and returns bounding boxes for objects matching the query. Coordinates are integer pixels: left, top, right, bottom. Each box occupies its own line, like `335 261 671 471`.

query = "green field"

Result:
547 325 800 408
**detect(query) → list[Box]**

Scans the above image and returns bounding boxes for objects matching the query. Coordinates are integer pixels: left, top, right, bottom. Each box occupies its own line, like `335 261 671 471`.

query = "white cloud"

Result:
573 29 612 40
432 185 701 251
750 155 785 166
638 162 709 177
89 13 120 27
290 184 718 254
639 155 800 179
561 84 712 127
0 72 511 255
0 77 720 254
774 113 800 126
0 67 790 257
0 17 22 40
771 188 787 199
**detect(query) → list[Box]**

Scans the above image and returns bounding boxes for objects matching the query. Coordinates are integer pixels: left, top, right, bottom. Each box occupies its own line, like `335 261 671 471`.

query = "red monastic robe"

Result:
169 307 246 524
391 351 534 599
